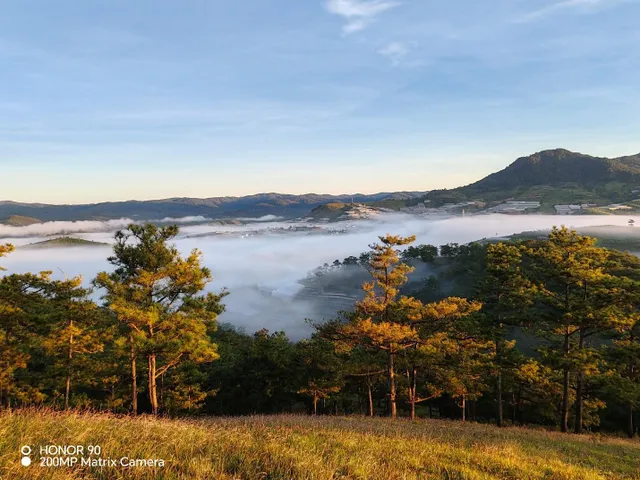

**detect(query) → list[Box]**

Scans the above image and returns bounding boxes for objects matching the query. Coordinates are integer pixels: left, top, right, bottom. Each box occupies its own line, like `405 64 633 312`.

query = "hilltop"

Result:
1 410 638 479
23 237 110 248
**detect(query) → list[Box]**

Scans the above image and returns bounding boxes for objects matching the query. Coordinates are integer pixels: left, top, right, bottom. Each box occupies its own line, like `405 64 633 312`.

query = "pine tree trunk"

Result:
388 351 397 419
368 383 374 417
65 320 74 410
65 376 71 410
313 396 318 416
574 331 585 434
561 329 570 433
130 339 138 415
496 370 503 427
148 354 158 416
410 365 417 421
461 395 466 422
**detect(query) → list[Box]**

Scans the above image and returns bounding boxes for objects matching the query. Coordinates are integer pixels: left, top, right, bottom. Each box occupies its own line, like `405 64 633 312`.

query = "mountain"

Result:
422 149 640 211
0 192 427 223
466 149 640 191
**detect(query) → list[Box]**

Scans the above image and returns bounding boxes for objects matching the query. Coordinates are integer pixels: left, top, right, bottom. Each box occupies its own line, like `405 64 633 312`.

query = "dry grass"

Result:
1 409 639 479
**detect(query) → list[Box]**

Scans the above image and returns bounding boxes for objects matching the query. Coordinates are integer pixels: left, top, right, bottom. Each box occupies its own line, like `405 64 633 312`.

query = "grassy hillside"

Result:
1 410 639 480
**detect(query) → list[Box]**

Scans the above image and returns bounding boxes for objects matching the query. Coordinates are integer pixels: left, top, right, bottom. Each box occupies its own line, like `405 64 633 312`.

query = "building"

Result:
487 201 541 214
554 205 582 215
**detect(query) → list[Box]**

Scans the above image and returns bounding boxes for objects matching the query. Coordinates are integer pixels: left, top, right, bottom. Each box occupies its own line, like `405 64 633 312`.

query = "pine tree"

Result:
408 297 483 421
526 227 610 433
296 335 344 415
480 242 535 427
94 224 227 415
0 244 13 263
324 235 421 418
0 270 52 406
343 347 386 417
340 235 423 418
601 251 640 437
42 277 104 410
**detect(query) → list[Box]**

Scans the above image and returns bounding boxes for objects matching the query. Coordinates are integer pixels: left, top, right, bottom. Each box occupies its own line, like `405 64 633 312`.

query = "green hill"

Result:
423 149 640 211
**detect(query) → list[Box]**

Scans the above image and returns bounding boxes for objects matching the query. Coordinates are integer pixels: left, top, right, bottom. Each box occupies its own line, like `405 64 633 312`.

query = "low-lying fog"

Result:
2 214 639 339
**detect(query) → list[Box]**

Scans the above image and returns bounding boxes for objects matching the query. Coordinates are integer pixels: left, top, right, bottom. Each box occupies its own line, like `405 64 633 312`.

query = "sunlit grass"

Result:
1 408 639 479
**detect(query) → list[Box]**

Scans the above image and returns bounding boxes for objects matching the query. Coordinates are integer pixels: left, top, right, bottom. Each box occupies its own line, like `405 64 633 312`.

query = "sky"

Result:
1 0 640 204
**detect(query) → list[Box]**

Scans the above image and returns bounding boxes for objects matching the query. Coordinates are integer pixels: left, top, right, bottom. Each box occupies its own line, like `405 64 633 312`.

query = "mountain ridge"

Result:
3 148 640 223
0 191 427 223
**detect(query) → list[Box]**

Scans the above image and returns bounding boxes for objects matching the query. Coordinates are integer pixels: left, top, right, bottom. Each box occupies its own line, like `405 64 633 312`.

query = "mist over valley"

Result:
3 213 639 338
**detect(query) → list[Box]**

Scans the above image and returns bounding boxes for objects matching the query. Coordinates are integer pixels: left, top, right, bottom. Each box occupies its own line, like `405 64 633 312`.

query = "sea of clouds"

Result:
2 214 639 338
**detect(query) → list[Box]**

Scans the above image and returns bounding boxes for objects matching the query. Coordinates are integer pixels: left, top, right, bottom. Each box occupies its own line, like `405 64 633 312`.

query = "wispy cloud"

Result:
516 0 625 23
324 0 400 34
378 42 421 67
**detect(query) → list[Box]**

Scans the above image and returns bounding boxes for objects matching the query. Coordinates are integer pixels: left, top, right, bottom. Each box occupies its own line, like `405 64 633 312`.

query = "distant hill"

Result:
422 149 640 211
307 203 386 221
3 215 41 226
0 192 427 223
23 237 109 248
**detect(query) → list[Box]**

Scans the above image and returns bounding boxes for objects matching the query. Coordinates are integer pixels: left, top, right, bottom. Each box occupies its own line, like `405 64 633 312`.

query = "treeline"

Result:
1 226 640 438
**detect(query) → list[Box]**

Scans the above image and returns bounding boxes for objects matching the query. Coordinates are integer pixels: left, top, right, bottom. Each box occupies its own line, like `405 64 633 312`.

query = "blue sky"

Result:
1 0 639 203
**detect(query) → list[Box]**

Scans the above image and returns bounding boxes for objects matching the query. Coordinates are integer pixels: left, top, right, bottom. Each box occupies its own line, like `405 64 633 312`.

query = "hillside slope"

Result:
1 410 638 479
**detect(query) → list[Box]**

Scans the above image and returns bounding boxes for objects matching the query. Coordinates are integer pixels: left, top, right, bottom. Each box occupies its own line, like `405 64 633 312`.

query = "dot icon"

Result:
21 456 31 467
21 446 32 456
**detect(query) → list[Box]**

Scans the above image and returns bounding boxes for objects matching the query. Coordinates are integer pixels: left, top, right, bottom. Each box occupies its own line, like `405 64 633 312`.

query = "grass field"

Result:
1 410 639 479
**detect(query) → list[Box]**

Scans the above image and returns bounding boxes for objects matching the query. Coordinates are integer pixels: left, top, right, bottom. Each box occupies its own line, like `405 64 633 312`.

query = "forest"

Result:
1 223 640 438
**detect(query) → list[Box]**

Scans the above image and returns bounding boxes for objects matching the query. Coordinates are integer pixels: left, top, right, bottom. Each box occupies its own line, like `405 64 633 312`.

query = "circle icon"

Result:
21 446 32 456
21 456 31 467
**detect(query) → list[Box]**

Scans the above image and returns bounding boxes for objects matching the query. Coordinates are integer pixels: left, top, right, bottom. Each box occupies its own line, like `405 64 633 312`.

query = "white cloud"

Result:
516 0 625 23
378 41 409 65
325 0 401 34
